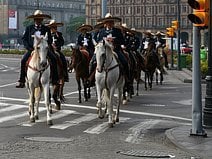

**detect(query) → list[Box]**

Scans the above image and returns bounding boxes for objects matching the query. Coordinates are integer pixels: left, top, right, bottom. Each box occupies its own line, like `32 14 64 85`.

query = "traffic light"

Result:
166 27 174 37
187 0 209 27
172 20 178 30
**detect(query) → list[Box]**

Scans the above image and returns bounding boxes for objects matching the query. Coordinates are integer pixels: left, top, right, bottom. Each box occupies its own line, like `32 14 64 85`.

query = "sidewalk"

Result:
165 68 211 159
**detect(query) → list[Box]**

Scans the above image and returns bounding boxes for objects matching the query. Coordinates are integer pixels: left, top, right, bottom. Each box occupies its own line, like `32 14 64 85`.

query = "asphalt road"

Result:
0 56 204 159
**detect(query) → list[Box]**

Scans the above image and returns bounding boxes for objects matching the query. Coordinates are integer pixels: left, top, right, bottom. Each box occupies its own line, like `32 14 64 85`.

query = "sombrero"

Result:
46 19 64 27
76 24 93 32
130 28 138 34
143 30 154 36
155 31 166 36
117 23 131 32
97 13 121 23
27 10 51 19
93 22 104 30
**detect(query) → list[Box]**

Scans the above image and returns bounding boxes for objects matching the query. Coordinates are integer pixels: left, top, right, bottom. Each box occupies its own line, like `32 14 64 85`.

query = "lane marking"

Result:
51 113 97 130
0 82 17 88
84 117 130 134
0 104 26 113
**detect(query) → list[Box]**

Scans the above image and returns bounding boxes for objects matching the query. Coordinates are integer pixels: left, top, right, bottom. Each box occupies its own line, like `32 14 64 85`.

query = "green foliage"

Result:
66 16 85 33
186 54 192 68
0 49 25 55
201 61 208 79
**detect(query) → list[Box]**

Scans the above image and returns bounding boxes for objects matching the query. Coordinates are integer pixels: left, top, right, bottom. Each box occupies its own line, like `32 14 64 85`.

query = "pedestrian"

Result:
16 10 59 88
46 19 69 82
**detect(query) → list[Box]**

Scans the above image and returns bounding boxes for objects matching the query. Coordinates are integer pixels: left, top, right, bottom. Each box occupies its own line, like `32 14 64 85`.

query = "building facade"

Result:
86 0 205 45
0 0 85 45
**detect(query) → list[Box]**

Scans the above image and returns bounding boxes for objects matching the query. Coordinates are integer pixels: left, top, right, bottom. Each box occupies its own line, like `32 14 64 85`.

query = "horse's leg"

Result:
149 72 154 90
160 71 163 85
96 83 104 119
76 77 82 103
156 71 159 85
145 72 147 90
122 84 128 105
59 82 65 103
83 79 88 102
43 84 52 125
107 88 114 128
115 84 124 123
53 84 61 110
34 87 42 120
29 86 35 123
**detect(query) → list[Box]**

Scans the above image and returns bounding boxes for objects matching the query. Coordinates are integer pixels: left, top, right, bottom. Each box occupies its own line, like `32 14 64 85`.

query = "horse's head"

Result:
69 44 80 71
95 38 114 73
33 32 49 68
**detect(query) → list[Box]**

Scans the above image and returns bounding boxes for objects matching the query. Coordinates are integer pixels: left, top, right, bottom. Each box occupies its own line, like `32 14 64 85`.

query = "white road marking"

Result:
0 104 26 113
84 117 130 134
0 82 17 88
51 113 97 130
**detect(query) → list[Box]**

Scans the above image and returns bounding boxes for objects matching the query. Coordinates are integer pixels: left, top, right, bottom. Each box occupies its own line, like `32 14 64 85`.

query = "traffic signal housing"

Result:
166 27 174 37
187 0 209 27
172 20 178 30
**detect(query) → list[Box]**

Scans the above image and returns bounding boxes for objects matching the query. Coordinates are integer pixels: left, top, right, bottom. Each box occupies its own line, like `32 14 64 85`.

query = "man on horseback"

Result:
155 31 169 68
141 30 160 68
76 24 95 59
16 10 59 88
46 19 69 82
91 13 130 83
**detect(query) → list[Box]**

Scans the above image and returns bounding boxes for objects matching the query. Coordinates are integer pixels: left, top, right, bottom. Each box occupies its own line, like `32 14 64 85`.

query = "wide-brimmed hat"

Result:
93 22 104 30
97 13 121 23
117 23 130 32
76 24 93 32
143 30 154 36
27 10 51 19
46 19 64 27
155 31 165 36
130 28 138 34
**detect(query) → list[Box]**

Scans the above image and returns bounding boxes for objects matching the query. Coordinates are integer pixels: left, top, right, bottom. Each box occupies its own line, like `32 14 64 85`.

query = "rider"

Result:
94 13 130 82
16 10 59 88
76 24 94 59
46 19 69 82
155 31 169 68
141 30 160 68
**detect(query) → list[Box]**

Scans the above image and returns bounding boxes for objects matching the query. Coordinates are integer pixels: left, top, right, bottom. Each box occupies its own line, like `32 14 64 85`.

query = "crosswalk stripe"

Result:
19 110 78 127
84 117 130 134
125 119 161 144
0 104 26 113
50 113 97 130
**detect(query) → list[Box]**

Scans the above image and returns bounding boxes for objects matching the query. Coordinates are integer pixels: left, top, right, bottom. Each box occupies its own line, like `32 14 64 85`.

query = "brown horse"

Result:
155 46 165 85
69 46 91 103
143 42 158 90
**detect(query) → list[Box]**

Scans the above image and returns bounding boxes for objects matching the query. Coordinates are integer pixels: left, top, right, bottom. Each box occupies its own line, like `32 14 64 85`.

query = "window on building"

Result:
126 6 131 14
116 7 119 14
182 5 187 13
136 18 141 27
91 7 96 15
137 6 141 14
158 18 163 27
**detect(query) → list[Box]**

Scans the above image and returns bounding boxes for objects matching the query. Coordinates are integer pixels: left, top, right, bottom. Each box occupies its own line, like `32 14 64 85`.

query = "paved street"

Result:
0 56 206 159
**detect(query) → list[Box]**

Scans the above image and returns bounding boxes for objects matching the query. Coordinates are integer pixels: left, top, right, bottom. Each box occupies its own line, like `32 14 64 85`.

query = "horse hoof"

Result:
108 123 113 128
98 115 104 119
47 120 53 126
116 118 119 122
35 115 39 120
30 117 35 123
78 100 82 103
55 105 61 111
136 93 139 96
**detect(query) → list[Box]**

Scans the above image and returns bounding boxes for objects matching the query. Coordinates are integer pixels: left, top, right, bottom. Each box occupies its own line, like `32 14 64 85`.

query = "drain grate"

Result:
117 150 175 158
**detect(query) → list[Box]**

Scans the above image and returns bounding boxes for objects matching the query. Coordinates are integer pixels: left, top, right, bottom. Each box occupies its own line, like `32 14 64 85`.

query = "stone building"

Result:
0 0 85 45
86 0 208 45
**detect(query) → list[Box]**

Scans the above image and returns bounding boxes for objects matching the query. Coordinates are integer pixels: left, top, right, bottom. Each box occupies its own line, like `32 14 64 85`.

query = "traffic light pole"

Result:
190 26 206 136
203 0 212 128
171 37 174 68
177 0 181 70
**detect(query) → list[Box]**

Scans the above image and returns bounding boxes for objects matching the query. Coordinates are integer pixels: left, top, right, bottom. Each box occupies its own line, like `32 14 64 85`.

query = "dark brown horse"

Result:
143 42 158 90
69 46 91 103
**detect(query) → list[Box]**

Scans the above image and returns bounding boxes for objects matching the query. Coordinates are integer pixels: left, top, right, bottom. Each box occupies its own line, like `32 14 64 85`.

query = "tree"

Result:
66 16 85 42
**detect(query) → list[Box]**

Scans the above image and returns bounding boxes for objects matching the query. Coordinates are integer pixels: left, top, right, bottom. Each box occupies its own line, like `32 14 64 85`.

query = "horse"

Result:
143 42 158 90
95 39 125 128
69 45 91 103
155 46 165 85
26 33 52 125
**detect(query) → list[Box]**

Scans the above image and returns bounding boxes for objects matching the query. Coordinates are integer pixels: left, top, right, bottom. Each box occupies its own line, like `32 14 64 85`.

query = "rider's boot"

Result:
16 62 26 88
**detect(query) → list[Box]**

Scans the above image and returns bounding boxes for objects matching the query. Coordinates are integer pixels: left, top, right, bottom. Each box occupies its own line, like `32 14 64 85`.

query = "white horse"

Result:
26 32 52 125
95 39 125 128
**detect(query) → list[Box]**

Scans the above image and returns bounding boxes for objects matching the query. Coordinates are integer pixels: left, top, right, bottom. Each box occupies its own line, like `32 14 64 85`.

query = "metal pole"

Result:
101 0 107 18
171 37 174 68
203 0 212 128
190 26 206 136
177 0 181 70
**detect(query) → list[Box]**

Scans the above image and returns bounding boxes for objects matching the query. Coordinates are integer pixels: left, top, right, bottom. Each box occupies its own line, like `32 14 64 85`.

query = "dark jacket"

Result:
96 27 125 51
22 24 53 51
141 37 156 51
155 36 166 48
77 33 94 52
52 31 64 51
